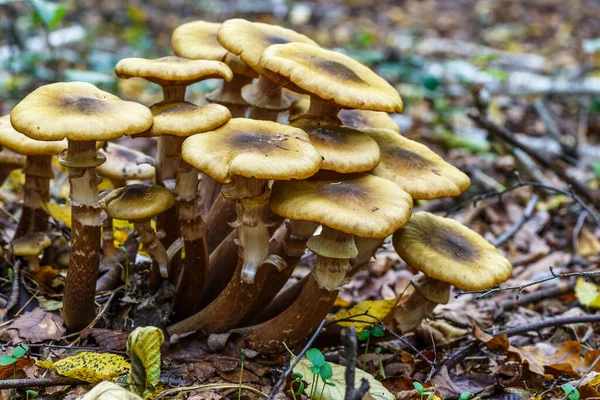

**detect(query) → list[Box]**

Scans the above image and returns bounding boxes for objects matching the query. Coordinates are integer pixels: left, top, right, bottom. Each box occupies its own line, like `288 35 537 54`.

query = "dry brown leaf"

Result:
81 328 129 351
0 356 35 379
0 308 65 343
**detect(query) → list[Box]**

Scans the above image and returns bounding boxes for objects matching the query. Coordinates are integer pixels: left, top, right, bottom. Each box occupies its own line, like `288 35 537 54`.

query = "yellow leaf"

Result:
334 298 398 332
37 352 130 384
98 178 115 191
45 202 71 227
127 327 164 399
575 278 600 308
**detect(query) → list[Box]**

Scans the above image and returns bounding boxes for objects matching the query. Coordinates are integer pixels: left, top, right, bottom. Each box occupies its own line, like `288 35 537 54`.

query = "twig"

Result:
456 267 600 300
564 354 600 399
155 383 267 399
344 327 370 400
266 319 327 400
0 376 86 389
572 211 589 254
533 99 563 146
494 279 576 317
492 194 539 247
5 260 21 312
25 343 127 355
469 109 600 209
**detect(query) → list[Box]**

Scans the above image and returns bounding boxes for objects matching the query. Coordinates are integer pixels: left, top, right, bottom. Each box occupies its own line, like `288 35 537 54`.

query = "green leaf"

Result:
357 330 371 341
592 163 600 178
458 392 471 400
7 268 13 282
306 348 325 367
375 347 382 355
126 326 164 398
413 382 425 394
320 363 333 381
562 384 580 400
371 326 385 337
12 344 29 359
27 0 66 29
311 365 321 374
0 355 16 366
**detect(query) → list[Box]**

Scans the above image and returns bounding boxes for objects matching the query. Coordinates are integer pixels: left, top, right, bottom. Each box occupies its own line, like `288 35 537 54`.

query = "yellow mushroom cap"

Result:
103 184 175 221
261 43 403 113
363 128 470 200
97 143 155 182
171 21 256 78
217 19 318 76
10 232 51 257
114 56 233 86
393 212 512 291
339 109 400 133
291 117 380 173
10 82 153 142
270 174 413 238
182 118 322 184
142 102 231 137
0 115 67 156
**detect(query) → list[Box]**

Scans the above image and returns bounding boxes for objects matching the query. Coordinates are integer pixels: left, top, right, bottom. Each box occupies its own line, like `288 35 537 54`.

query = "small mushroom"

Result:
102 184 175 280
217 19 318 121
9 232 51 270
171 20 257 117
0 115 67 237
235 173 413 352
10 82 153 331
391 212 512 333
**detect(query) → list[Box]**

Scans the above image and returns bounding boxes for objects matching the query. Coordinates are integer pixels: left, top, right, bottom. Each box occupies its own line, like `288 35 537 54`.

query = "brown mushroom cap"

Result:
260 43 403 113
270 174 413 239
103 183 175 222
181 118 322 184
114 56 233 87
0 115 67 156
339 109 400 133
142 101 231 137
291 117 380 173
363 128 470 199
171 21 257 78
217 19 318 76
10 232 51 257
97 143 155 182
10 82 153 142
393 212 512 291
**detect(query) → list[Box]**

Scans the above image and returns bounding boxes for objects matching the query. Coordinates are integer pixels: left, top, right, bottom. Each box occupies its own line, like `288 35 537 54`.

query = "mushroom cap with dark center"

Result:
363 128 470 199
103 184 175 222
171 20 257 78
0 115 67 156
260 43 403 113
181 118 322 184
142 101 231 137
97 143 155 182
217 19 318 76
10 82 153 142
10 232 51 257
291 117 380 173
114 56 233 87
270 174 413 238
392 212 512 291
339 109 400 133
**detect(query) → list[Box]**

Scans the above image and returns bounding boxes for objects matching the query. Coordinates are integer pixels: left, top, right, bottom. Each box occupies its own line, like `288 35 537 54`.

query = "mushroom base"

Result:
134 221 169 280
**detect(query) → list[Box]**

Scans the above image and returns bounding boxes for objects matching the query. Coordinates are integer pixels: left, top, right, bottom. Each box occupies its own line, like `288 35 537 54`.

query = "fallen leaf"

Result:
81 329 129 352
575 278 600 308
29 266 64 293
45 202 72 227
127 326 164 399
1 308 65 343
79 381 142 399
0 356 35 379
334 297 398 332
37 352 130 383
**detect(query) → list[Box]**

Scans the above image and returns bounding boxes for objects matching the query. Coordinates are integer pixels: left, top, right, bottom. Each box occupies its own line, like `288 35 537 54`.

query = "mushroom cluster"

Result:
6 19 511 352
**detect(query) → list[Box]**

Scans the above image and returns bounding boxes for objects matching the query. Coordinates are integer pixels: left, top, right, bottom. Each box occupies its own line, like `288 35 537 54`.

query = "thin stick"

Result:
344 327 370 400
492 194 539 247
0 376 86 389
155 383 267 399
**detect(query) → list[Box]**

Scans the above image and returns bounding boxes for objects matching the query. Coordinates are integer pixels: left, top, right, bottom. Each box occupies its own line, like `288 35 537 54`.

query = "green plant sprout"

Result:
413 381 435 400
0 343 29 368
7 268 13 283
238 349 246 400
306 348 335 399
459 392 471 400
26 390 38 400
357 325 384 368
561 384 580 400
374 347 385 379
291 372 305 400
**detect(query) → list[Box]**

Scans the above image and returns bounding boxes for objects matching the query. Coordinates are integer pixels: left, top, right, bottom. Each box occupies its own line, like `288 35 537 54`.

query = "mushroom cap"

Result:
97 143 155 182
217 19 318 76
10 232 51 256
270 174 413 238
171 21 257 78
392 212 512 291
363 128 471 200
103 183 175 221
0 147 25 168
142 101 231 137
261 43 403 113
182 118 322 184
291 117 380 173
339 109 400 133
114 56 233 86
0 115 67 156
10 82 153 142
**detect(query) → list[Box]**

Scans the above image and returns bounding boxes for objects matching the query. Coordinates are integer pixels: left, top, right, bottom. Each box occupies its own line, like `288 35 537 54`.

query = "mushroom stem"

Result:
307 226 357 291
15 155 52 238
60 140 103 331
206 75 253 118
201 228 238 307
24 255 40 271
162 86 186 102
222 177 271 284
171 159 209 319
134 220 169 279
305 96 342 119
205 193 237 253
246 76 284 121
